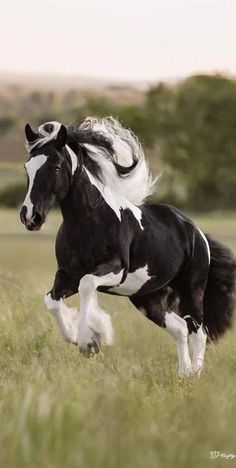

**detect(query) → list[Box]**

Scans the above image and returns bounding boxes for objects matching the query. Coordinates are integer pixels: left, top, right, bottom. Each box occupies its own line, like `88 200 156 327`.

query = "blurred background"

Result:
0 0 236 211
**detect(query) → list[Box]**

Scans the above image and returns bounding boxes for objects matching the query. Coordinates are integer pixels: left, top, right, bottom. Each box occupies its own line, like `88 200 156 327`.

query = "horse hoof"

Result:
79 341 100 358
178 365 193 378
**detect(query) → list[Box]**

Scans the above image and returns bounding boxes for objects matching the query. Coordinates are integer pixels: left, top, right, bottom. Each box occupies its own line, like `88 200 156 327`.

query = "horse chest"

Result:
109 265 151 296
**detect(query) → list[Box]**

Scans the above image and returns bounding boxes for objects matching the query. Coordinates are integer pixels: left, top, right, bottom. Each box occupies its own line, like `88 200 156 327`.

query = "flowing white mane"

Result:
26 117 157 206
78 117 156 206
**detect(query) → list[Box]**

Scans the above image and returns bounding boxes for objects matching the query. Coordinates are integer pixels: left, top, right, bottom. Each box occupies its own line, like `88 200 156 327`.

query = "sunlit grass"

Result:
0 209 235 468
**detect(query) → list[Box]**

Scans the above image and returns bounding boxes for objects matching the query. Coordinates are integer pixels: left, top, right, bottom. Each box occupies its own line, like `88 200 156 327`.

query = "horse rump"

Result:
203 235 236 341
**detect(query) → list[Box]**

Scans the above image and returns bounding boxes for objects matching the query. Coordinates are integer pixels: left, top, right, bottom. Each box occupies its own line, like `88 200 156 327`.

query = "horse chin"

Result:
26 222 44 232
33 223 45 232
25 214 46 231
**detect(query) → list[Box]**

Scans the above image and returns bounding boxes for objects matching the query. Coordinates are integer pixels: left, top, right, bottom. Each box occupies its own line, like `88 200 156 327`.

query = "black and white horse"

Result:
20 117 236 377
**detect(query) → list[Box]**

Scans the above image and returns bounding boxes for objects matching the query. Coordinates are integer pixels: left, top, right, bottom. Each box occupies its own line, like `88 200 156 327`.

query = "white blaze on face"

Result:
23 154 47 220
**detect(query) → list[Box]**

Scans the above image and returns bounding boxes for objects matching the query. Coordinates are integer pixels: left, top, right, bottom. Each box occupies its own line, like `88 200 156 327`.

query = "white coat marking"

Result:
109 265 151 295
85 168 143 229
23 154 47 219
197 227 211 264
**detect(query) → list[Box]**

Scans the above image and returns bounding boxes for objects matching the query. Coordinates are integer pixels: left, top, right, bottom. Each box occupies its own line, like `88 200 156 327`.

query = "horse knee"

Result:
79 274 96 296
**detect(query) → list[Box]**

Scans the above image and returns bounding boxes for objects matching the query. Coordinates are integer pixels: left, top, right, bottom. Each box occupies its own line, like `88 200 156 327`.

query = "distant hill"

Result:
0 71 147 163
0 70 150 91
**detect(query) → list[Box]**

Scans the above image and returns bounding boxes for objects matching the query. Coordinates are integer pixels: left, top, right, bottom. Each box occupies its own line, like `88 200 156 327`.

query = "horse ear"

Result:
25 123 38 142
55 124 67 149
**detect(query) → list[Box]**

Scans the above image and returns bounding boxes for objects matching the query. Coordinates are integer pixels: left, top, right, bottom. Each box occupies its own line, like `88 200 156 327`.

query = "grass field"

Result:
0 208 236 468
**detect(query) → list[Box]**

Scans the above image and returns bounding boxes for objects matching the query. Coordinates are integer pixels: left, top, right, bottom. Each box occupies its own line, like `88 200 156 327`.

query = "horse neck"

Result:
59 168 101 224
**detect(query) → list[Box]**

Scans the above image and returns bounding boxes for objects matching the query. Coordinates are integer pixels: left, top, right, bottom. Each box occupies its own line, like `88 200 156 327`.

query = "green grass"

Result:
0 209 236 468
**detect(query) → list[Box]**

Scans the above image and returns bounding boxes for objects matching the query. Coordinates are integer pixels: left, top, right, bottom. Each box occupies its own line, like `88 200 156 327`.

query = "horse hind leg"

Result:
176 231 210 375
130 290 192 377
165 311 192 377
184 315 207 375
178 285 208 375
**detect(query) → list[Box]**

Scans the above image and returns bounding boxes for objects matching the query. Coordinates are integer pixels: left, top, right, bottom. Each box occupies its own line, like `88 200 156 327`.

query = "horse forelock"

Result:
26 121 62 152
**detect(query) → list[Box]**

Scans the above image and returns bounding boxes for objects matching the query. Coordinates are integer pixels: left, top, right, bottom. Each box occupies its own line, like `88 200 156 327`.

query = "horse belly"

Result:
109 265 151 296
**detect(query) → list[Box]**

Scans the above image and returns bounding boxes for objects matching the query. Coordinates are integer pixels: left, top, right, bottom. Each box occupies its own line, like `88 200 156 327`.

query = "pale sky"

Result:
0 0 236 81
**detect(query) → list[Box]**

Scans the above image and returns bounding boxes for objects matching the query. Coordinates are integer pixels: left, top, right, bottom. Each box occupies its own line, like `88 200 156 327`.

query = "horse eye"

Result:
54 166 60 174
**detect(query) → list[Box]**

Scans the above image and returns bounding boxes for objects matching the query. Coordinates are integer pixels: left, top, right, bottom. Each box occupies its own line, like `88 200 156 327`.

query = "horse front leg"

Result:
44 269 79 344
77 258 124 357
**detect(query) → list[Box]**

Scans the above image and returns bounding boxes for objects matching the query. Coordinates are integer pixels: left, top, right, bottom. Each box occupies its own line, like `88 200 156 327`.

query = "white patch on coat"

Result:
197 227 211 264
78 270 124 350
85 168 143 229
109 265 151 295
66 145 78 176
23 154 47 219
45 293 79 343
189 325 207 375
165 311 192 377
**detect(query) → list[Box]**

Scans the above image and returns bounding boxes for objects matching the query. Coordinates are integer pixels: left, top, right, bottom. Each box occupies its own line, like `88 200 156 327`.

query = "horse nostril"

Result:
32 212 43 226
20 206 27 224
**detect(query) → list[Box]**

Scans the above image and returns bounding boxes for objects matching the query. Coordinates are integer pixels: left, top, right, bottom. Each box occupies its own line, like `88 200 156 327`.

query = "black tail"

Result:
203 236 236 341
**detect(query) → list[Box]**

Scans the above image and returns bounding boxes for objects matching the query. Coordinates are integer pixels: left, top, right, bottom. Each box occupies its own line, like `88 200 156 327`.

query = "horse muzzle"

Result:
20 205 44 231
